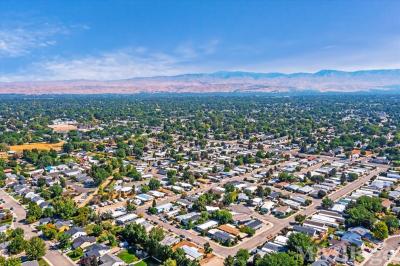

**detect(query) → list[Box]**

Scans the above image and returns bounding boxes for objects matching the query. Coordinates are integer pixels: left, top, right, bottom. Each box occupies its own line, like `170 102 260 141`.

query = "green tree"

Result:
26 202 43 223
321 197 334 209
58 233 72 250
148 178 161 190
294 214 306 224
373 221 389 240
346 206 376 228
162 258 177 266
50 184 63 198
204 242 213 254
149 226 165 242
212 209 233 225
287 232 317 263
255 252 302 266
53 198 77 219
25 237 46 260
384 215 400 234
0 256 21 266
8 236 26 255
92 224 103 237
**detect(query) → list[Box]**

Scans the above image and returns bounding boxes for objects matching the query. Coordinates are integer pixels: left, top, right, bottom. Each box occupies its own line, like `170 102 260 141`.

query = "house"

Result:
65 227 87 240
38 217 52 226
293 225 317 237
341 232 363 247
116 213 137 225
99 253 125 266
291 195 308 206
260 201 275 213
218 224 240 237
54 220 72 231
195 220 218 232
176 212 200 225
237 193 249 202
298 186 314 194
155 203 173 213
209 229 235 243
311 259 331 266
273 235 289 246
21 261 39 266
273 206 292 217
261 242 286 253
160 235 180 247
85 243 110 257
382 199 392 209
268 191 281 200
348 227 372 239
244 219 263 230
319 240 349 264
72 236 97 250
181 245 203 260
176 198 193 209
205 206 220 212
135 194 154 202
388 190 400 200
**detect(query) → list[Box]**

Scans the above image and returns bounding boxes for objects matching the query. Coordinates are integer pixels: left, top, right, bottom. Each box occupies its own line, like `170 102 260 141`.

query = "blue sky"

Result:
1 0 400 81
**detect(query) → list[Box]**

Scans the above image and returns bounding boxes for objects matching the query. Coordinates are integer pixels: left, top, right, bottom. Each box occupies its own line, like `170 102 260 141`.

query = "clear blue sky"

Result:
1 0 399 81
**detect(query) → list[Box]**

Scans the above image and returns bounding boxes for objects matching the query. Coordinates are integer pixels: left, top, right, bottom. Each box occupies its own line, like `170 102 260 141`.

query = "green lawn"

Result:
38 258 50 266
0 218 12 226
117 249 139 264
67 250 83 261
134 261 147 266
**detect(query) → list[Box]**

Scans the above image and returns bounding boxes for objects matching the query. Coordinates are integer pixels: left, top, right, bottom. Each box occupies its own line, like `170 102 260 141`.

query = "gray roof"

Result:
293 225 317 236
21 261 39 266
99 253 124 266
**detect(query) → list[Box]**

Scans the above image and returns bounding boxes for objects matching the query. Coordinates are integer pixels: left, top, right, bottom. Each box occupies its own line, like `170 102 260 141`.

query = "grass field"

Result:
117 249 139 264
9 142 64 152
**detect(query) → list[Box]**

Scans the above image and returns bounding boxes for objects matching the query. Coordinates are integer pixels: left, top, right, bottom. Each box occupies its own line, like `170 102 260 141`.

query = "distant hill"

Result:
1 69 400 94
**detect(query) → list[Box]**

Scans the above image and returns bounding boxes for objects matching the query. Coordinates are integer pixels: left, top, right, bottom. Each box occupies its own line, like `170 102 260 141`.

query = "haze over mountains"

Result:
1 69 400 94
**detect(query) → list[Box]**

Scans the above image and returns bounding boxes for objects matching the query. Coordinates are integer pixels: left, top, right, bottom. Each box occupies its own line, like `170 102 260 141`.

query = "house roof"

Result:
99 253 124 266
85 243 109 257
341 232 363 247
21 261 39 266
66 226 85 236
244 219 263 229
72 236 96 249
293 225 317 236
218 224 240 236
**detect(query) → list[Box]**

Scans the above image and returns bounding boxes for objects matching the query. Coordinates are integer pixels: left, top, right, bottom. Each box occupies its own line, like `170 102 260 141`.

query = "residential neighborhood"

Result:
0 95 400 266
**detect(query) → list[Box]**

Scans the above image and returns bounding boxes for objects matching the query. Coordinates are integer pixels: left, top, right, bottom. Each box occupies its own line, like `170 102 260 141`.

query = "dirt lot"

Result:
48 124 78 132
9 142 64 152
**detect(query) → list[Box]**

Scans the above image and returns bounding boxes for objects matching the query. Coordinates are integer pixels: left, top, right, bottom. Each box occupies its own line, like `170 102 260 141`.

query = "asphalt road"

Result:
0 189 75 266
364 236 400 266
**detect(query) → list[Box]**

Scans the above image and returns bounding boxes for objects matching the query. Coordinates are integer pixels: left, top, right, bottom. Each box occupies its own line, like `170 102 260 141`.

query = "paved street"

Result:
364 236 400 266
0 190 75 266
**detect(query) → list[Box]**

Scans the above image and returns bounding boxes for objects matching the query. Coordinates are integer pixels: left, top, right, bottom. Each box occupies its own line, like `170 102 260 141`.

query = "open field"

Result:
48 124 78 132
9 142 64 152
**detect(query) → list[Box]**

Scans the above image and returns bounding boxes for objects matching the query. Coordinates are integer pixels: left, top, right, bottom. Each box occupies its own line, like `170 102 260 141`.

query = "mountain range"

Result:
1 69 400 94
